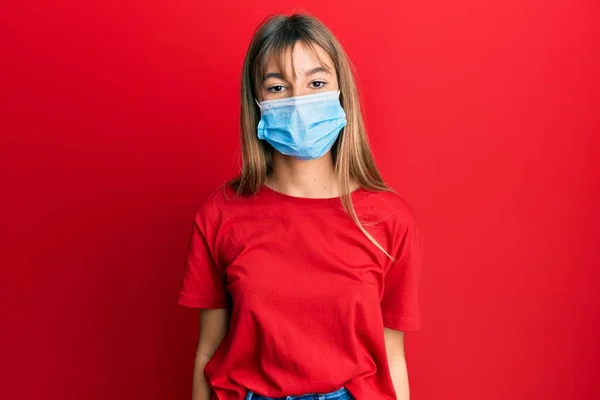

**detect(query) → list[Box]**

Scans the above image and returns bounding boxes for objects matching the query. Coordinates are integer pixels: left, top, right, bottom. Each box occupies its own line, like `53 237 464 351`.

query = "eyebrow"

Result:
263 66 331 81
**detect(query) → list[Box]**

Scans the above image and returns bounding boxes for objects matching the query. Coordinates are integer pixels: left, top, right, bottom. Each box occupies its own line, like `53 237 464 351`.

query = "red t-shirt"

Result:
178 184 424 400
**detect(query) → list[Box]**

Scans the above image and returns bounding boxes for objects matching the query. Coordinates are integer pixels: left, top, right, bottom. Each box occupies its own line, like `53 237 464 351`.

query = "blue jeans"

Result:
245 386 353 400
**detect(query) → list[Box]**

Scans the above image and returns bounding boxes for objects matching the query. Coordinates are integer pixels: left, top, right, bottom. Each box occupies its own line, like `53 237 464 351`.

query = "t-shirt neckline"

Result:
258 184 371 208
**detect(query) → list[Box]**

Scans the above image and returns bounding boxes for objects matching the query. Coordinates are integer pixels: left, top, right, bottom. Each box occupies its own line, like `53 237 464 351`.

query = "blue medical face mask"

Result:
255 90 347 160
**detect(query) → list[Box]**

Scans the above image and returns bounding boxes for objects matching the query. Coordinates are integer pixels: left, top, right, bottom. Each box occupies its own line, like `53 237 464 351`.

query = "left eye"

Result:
311 81 326 88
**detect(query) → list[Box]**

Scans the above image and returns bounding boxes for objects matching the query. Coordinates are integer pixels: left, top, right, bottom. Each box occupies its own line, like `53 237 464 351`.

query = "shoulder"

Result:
192 182 244 226
362 188 424 264
360 188 419 226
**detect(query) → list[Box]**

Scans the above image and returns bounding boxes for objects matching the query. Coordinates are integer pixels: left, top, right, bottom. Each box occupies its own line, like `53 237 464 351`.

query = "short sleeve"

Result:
380 207 424 331
177 209 228 309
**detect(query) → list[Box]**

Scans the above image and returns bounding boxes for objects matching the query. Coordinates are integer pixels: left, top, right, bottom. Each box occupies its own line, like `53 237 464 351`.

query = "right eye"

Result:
268 85 285 93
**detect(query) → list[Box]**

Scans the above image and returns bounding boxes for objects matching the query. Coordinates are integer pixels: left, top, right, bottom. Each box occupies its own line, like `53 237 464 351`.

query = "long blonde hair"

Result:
229 13 394 259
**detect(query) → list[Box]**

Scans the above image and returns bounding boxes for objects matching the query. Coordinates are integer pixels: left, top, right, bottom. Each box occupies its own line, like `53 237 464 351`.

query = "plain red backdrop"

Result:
1 1 598 399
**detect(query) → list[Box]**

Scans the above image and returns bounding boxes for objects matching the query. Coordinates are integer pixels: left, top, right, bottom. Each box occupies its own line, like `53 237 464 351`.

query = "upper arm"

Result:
179 205 229 309
197 308 228 359
380 206 424 332
383 327 405 360
179 205 230 357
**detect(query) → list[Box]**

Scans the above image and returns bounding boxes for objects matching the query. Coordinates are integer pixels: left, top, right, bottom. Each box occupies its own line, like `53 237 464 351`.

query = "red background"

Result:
1 1 599 399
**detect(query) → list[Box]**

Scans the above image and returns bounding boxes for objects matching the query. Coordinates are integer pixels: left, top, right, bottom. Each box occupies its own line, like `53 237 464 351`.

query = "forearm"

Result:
192 308 228 400
192 353 212 400
388 355 410 400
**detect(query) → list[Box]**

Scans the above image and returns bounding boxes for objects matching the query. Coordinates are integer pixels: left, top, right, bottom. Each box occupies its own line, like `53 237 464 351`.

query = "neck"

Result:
266 152 341 198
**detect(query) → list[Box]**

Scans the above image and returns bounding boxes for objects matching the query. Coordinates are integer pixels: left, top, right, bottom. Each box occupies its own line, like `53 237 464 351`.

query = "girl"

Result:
178 13 424 400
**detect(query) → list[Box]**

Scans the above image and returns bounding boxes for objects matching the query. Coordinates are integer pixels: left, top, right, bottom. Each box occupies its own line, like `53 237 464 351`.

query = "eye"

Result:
268 85 286 93
310 81 327 89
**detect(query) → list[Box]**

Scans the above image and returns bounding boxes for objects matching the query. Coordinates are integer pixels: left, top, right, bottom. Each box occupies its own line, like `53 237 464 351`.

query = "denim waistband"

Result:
245 386 352 400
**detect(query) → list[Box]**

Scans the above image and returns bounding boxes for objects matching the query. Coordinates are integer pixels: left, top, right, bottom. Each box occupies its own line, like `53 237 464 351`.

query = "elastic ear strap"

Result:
254 98 261 108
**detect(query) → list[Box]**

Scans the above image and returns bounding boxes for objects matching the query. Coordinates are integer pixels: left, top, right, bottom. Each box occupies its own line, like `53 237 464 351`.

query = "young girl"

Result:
178 13 424 400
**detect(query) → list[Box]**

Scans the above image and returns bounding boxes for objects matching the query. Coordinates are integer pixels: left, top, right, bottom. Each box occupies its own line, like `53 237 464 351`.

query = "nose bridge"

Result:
290 85 314 98
289 72 310 98
290 83 304 98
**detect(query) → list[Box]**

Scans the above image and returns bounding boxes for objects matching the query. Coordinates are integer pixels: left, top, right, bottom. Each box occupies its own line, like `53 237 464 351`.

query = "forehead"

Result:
260 41 335 79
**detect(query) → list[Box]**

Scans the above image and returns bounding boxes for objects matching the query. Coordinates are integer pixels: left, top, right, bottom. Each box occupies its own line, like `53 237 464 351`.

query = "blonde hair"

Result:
229 13 394 259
